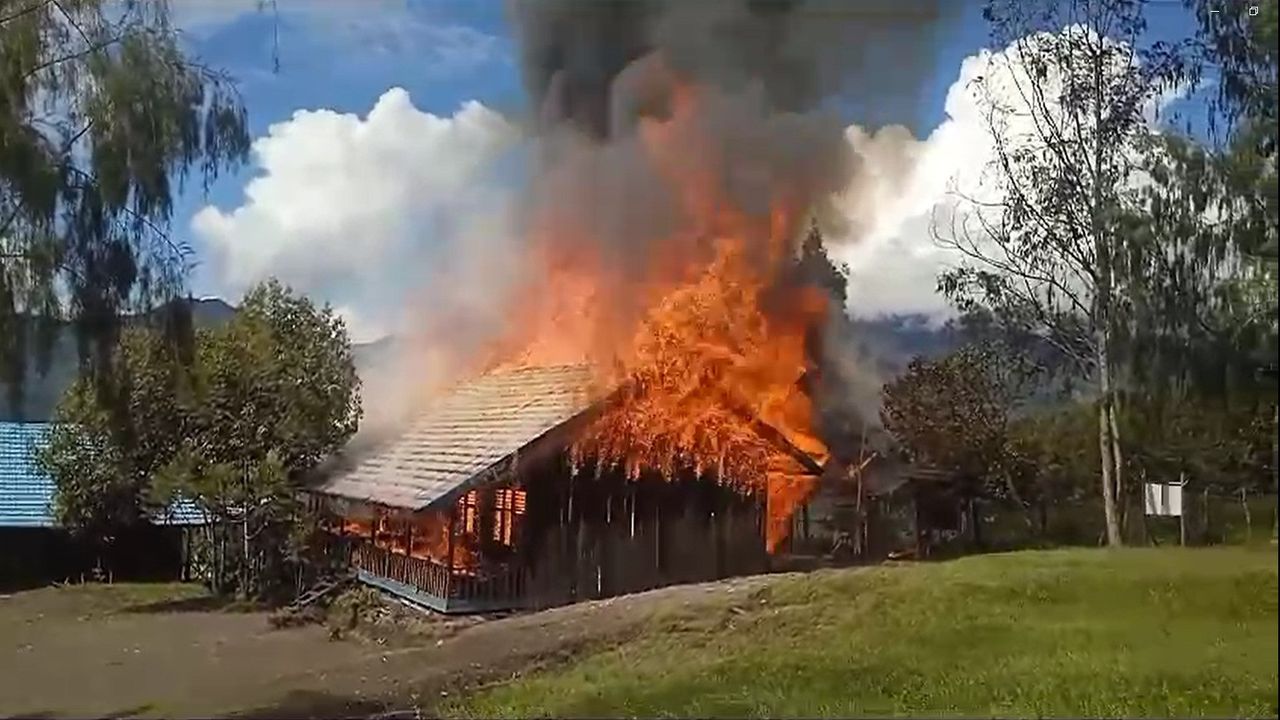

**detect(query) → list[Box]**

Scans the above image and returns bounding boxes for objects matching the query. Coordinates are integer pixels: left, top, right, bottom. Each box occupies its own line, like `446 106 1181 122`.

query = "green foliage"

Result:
1006 403 1099 505
1 0 250 413
1190 0 1278 151
38 280 361 598
325 586 386 641
39 379 131 539
1119 392 1275 494
883 347 1012 483
38 326 186 538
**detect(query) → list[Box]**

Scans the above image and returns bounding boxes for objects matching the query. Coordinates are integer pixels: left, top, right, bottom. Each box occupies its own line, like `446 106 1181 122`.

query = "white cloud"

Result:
192 88 520 341
832 27 1174 323
833 47 997 322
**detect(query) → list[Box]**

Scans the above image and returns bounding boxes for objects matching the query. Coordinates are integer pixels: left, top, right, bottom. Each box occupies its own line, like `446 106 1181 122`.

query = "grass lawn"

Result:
447 547 1279 718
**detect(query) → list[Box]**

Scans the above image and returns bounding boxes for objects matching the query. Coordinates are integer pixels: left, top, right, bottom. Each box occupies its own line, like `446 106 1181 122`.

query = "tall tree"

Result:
1188 0 1278 536
40 280 362 597
934 0 1193 545
1117 1 1277 537
38 326 188 567
1 0 249 412
156 279 362 598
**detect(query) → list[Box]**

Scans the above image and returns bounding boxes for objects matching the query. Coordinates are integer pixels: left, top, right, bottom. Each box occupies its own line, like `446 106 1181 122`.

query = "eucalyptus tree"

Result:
934 0 1194 545
0 0 249 412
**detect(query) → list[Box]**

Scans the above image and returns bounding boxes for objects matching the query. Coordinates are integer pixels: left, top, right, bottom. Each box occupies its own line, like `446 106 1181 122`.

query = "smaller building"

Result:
0 421 208 589
786 455 964 561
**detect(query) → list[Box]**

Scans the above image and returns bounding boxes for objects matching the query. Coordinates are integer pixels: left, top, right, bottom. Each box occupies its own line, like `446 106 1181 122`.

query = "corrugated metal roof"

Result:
314 364 597 511
0 421 208 527
0 422 56 527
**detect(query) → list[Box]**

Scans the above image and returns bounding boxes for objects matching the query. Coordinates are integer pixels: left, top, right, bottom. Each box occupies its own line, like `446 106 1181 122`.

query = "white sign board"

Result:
1143 482 1183 517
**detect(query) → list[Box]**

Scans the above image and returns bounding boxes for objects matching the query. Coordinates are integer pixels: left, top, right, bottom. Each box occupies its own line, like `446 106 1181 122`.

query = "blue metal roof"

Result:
0 421 208 528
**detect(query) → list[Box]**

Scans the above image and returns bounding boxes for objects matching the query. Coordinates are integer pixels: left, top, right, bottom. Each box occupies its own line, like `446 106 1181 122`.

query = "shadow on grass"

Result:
122 595 266 614
222 690 391 719
2 706 153 720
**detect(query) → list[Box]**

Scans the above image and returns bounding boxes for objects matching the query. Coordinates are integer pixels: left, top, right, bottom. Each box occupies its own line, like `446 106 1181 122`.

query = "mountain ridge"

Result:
2 302 956 422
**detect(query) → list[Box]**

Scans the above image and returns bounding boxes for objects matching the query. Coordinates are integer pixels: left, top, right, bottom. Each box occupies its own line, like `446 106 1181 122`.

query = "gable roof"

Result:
0 421 208 528
312 364 597 511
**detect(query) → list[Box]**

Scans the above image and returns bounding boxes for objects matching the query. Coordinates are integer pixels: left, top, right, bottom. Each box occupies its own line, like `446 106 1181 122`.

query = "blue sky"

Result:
173 2 519 288
169 0 1204 339
172 1 993 300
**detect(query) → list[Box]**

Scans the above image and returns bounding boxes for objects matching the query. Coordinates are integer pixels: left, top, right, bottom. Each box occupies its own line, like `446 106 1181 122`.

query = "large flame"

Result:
483 76 831 552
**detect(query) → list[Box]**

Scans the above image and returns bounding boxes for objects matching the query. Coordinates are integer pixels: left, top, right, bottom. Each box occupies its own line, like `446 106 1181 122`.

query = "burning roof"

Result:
314 360 829 546
313 364 596 511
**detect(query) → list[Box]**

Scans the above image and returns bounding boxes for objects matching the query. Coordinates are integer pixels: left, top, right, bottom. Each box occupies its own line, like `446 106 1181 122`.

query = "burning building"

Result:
310 0 949 612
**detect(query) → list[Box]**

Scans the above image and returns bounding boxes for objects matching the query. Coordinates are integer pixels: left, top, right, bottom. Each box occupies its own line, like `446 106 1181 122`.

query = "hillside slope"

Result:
448 547 1278 719
0 299 238 422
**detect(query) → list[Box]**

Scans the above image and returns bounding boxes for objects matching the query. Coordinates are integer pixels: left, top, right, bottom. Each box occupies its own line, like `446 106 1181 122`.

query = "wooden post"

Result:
447 507 456 572
654 497 662 574
1179 472 1188 547
913 486 924 559
855 472 865 559
182 526 191 582
1201 486 1210 545
629 485 637 539
1241 487 1252 541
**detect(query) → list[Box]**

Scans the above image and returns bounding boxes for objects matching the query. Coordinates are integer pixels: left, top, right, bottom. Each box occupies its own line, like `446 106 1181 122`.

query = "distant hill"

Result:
0 298 238 422
846 314 960 376
2 303 959 423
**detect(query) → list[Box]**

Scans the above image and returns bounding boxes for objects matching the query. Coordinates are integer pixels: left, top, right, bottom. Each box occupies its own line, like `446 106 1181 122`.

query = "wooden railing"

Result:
450 563 528 606
335 536 527 610
350 541 452 598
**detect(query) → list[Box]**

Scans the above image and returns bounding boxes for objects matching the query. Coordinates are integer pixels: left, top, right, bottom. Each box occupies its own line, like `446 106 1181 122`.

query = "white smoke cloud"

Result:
192 88 520 343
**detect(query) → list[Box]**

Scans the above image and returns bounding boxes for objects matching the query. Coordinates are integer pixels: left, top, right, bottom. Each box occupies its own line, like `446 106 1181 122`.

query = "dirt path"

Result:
0 575 786 719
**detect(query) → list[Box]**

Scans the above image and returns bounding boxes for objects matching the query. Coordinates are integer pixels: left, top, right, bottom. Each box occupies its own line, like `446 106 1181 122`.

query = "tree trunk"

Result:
241 513 250 600
1002 472 1036 532
1272 402 1278 543
969 497 984 550
241 466 251 601
1109 400 1126 539
1097 391 1123 547
215 523 226 595
1091 41 1121 550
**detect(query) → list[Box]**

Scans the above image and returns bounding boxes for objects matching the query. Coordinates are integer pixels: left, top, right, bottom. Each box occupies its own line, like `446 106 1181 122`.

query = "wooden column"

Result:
447 506 456 571
629 484 637 539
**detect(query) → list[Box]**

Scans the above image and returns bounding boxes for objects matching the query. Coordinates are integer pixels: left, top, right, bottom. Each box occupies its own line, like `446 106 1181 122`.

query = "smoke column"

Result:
505 0 956 454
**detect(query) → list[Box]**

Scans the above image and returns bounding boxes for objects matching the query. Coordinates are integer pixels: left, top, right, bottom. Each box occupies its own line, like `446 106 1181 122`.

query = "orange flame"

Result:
481 76 831 552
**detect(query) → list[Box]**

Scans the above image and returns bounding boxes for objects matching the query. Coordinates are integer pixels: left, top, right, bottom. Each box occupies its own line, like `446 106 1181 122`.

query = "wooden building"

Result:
786 456 963 562
309 364 808 614
1 421 209 590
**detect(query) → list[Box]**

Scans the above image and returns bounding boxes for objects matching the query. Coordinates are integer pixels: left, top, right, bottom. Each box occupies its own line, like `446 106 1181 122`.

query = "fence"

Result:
977 493 1278 550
